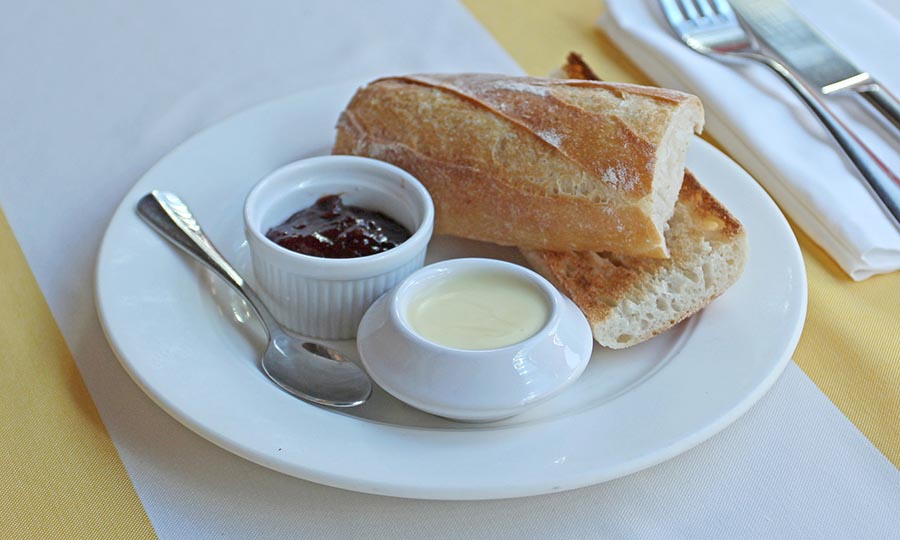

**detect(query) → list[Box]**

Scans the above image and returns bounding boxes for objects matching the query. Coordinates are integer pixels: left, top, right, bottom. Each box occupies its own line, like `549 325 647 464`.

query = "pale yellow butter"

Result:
406 271 550 350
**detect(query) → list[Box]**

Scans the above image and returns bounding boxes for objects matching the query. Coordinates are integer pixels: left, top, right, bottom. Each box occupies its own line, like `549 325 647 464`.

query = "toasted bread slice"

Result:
520 54 748 348
333 73 703 257
522 170 747 348
561 52 601 81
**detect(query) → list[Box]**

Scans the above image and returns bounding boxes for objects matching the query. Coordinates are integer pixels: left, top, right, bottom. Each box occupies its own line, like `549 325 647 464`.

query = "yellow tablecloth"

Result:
2 0 897 537
0 211 155 539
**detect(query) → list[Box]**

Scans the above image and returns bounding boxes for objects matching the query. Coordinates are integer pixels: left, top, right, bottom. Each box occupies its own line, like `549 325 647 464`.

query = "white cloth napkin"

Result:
600 0 900 280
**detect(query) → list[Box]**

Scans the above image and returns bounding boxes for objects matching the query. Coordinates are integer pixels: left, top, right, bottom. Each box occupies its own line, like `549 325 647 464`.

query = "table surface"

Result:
1 0 898 538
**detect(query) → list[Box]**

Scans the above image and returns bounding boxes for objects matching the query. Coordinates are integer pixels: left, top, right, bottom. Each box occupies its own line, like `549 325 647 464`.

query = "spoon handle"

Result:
136 191 279 333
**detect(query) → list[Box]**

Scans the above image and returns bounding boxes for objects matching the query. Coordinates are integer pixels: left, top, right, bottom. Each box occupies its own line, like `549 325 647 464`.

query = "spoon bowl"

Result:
264 334 371 407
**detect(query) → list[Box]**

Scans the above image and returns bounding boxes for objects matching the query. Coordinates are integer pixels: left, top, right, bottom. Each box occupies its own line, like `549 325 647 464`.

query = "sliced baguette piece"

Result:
333 73 703 258
520 53 748 348
522 170 748 348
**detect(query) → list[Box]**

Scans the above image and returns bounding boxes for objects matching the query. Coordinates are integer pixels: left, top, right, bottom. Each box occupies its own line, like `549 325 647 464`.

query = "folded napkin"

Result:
600 0 900 280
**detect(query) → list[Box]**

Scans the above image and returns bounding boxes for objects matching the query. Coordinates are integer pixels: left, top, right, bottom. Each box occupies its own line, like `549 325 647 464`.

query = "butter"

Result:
406 270 550 350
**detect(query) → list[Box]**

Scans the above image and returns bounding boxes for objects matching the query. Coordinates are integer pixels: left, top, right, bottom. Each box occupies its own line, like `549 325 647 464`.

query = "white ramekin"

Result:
356 258 594 422
244 155 434 339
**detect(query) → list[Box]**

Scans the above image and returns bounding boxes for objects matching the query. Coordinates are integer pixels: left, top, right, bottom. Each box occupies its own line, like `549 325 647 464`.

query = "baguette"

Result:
520 54 748 348
333 73 703 258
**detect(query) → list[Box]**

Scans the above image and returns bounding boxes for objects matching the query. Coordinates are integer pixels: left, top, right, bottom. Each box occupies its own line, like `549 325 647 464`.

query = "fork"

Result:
659 0 900 232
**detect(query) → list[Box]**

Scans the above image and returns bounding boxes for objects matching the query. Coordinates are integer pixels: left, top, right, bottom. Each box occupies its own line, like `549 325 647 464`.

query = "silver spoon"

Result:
136 190 372 407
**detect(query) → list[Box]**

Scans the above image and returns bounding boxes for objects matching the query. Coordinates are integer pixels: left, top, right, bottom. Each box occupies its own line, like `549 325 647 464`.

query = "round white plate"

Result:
96 81 807 500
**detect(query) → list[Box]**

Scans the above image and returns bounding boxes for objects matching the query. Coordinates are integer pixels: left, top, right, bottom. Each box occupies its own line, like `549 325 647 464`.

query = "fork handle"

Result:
743 52 900 233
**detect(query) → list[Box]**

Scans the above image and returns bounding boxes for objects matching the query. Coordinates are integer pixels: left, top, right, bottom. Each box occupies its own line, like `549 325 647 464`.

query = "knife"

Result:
732 0 900 134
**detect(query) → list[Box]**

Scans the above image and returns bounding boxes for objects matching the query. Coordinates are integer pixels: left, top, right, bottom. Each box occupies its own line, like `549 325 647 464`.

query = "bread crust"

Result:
561 52 600 81
333 73 703 257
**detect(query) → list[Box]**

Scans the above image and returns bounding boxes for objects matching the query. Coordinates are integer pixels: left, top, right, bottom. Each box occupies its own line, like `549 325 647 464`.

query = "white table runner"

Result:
1 0 898 537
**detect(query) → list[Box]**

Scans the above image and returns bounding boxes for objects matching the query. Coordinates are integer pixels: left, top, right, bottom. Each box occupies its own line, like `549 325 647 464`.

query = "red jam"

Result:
265 194 411 259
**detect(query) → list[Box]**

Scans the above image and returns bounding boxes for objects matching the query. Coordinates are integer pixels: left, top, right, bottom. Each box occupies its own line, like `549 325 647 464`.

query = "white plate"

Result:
96 81 807 500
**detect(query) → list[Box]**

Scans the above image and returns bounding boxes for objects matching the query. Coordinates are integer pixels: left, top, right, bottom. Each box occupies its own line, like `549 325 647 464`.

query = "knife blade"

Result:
732 0 900 133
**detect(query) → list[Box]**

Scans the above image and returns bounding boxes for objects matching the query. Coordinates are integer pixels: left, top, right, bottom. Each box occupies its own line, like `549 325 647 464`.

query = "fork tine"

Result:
659 0 687 25
711 0 735 17
677 0 701 20
695 0 717 17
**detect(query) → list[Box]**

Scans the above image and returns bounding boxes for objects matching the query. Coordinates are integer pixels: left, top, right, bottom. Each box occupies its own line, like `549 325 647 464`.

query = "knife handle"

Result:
854 83 900 134
744 52 900 233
